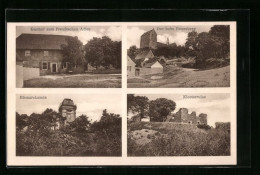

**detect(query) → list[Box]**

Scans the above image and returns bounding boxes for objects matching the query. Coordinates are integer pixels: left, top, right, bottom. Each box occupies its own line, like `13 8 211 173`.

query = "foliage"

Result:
185 25 230 68
16 108 121 156
128 25 230 69
16 112 27 131
127 45 139 59
61 36 85 67
128 122 230 156
84 36 121 69
148 98 176 122
90 109 122 156
153 44 186 58
65 115 91 133
127 94 149 119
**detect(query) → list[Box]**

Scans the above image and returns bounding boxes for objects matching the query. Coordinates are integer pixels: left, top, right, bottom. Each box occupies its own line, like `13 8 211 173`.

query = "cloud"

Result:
105 26 121 41
76 31 103 44
157 32 188 46
99 28 105 33
127 27 146 48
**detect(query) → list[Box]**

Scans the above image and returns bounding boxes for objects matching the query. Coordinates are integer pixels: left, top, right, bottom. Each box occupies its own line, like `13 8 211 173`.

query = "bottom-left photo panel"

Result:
15 94 122 157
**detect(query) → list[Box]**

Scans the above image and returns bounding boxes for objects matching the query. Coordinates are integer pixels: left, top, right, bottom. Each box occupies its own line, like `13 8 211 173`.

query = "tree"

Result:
16 112 28 131
185 31 199 57
127 94 149 119
127 45 139 59
149 98 176 122
90 109 121 156
84 36 121 69
67 114 91 133
61 36 84 67
209 25 230 58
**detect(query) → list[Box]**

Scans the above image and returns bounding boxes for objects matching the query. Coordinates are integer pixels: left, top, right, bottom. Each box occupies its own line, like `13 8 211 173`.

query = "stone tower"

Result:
59 98 77 124
140 29 157 49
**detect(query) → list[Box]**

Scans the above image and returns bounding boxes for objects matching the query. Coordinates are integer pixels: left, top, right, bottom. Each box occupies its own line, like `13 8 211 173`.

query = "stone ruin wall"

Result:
171 108 207 125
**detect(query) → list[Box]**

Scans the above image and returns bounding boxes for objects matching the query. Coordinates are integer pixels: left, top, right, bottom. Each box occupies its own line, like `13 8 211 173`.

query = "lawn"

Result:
24 74 121 88
127 65 230 88
128 122 230 156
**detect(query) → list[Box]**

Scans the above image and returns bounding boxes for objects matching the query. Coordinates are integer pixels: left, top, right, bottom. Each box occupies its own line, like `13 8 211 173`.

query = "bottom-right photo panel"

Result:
127 93 231 157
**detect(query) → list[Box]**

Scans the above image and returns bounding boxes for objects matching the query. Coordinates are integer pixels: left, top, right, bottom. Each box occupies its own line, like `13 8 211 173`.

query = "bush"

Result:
16 109 122 156
128 124 230 156
194 58 230 69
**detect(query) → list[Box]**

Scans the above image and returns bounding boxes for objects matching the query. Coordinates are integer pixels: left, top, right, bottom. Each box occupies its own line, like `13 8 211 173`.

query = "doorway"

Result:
135 69 140 76
51 63 57 73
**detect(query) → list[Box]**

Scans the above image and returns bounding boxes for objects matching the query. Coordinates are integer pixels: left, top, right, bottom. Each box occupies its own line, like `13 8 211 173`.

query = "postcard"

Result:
7 22 236 166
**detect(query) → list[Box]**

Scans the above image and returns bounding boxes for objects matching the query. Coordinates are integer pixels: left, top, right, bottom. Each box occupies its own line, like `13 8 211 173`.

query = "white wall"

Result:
23 67 40 80
16 64 23 88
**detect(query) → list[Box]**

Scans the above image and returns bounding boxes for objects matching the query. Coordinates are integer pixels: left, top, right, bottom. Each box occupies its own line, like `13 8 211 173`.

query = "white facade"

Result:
151 61 163 68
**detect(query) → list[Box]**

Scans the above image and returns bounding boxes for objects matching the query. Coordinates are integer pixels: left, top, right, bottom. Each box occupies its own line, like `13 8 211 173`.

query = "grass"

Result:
127 65 230 88
24 74 121 88
128 122 230 156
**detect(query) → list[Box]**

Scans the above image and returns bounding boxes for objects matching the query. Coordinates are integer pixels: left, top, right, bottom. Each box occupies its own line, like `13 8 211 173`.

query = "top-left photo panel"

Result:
15 25 122 88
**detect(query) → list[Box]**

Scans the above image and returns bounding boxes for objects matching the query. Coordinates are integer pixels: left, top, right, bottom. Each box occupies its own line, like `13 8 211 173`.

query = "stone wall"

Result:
170 108 207 125
215 122 230 130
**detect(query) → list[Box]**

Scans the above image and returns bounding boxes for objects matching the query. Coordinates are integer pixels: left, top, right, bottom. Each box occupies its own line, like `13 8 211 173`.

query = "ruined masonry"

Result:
167 108 207 125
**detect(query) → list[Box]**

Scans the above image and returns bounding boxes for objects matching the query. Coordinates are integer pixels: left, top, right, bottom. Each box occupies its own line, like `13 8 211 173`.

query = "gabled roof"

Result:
127 56 136 65
135 50 154 60
141 29 156 37
143 61 157 68
16 33 71 50
143 60 163 68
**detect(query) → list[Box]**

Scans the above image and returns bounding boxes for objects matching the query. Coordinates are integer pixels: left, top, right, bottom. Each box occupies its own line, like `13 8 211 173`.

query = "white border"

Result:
7 22 236 166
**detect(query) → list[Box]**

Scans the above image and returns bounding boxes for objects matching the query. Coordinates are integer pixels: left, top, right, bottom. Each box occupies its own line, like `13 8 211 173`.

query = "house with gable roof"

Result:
16 33 72 76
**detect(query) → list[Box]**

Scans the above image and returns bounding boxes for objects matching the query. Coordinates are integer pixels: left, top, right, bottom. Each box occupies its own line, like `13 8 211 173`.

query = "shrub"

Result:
128 124 230 156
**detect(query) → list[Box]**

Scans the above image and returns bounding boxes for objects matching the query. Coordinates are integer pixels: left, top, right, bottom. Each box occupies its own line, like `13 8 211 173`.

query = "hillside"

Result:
128 122 230 156
127 65 230 88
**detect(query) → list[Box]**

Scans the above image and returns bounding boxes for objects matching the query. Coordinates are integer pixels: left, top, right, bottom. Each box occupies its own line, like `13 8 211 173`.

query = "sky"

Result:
129 93 230 127
16 94 121 122
16 26 121 44
127 25 214 48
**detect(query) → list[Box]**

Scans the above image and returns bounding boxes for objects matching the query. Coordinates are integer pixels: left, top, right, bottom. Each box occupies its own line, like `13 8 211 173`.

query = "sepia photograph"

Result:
16 94 122 156
127 25 230 88
127 93 231 156
7 22 236 166
16 26 122 88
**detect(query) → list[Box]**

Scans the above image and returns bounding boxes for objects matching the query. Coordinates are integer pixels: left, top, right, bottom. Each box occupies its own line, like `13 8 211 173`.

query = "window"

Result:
127 66 131 71
25 50 30 57
43 51 49 56
42 62 48 70
63 62 70 69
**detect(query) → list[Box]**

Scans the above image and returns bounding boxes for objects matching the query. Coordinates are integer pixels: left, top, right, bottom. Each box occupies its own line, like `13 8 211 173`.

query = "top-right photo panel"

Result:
127 24 231 88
